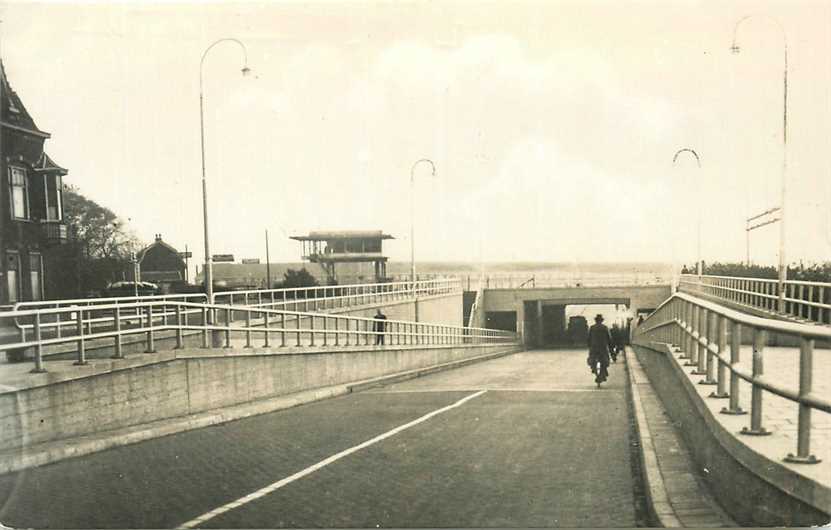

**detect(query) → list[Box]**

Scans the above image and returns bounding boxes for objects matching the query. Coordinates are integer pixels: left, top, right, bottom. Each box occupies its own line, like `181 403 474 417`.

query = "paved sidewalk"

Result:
627 349 736 527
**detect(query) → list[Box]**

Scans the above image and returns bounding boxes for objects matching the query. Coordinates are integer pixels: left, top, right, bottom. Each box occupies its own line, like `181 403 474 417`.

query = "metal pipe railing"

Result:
680 274 831 325
468 275 671 290
213 278 461 309
6 279 463 343
0 300 518 376
634 291 828 464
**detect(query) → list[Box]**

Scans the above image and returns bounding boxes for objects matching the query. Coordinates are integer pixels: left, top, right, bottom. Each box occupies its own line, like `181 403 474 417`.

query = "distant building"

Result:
0 61 69 304
132 234 187 292
290 230 394 284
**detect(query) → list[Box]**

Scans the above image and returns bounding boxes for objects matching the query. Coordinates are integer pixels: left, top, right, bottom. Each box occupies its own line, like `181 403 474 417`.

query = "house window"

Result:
29 253 43 301
7 252 20 303
9 167 29 220
45 174 63 221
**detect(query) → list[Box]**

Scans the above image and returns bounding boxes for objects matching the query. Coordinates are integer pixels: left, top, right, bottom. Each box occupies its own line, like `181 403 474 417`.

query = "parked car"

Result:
103 281 160 297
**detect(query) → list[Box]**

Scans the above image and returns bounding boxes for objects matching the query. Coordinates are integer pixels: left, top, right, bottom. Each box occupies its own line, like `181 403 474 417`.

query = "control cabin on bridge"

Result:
290 230 393 285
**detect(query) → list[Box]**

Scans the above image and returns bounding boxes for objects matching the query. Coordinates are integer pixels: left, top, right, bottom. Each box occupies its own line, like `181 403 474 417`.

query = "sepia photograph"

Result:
0 0 829 527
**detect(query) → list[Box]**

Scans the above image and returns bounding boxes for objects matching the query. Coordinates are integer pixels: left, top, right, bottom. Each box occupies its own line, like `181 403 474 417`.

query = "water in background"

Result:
209 261 674 288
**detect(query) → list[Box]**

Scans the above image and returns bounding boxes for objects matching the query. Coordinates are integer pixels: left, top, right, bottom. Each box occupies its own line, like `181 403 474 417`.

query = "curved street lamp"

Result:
199 38 251 302
730 15 788 312
672 148 703 278
410 158 436 288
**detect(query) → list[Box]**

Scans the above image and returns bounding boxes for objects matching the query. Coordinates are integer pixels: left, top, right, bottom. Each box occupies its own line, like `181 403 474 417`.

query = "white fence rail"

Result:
679 274 831 325
4 279 462 343
0 300 518 374
634 291 830 464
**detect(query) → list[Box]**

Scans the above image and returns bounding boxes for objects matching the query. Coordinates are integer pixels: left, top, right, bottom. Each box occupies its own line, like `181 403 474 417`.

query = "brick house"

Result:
0 62 69 304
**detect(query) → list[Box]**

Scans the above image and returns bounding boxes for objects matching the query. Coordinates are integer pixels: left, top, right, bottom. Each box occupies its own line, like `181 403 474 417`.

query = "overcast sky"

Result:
2 0 829 271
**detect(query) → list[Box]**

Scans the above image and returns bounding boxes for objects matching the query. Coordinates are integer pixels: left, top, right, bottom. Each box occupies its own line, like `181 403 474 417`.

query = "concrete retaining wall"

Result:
632 342 830 526
0 340 515 452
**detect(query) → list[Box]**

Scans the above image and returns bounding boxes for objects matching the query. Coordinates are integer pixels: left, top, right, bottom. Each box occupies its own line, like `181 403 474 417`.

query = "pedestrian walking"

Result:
587 314 613 386
373 309 387 345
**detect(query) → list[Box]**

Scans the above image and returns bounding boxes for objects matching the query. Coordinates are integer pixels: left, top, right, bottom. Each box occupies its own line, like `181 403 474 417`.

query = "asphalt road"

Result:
0 350 644 528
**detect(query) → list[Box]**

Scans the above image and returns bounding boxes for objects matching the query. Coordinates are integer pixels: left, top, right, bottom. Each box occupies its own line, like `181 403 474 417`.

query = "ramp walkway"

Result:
0 350 638 528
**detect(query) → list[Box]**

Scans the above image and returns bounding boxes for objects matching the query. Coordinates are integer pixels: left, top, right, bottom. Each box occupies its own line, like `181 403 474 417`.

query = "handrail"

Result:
7 279 463 340
214 278 460 302
681 273 831 288
0 299 519 375
12 293 209 310
669 291 831 340
634 290 828 464
680 274 831 325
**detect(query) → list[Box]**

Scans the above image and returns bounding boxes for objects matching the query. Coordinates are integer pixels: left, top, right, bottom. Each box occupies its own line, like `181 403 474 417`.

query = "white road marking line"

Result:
176 389 488 529
370 388 622 393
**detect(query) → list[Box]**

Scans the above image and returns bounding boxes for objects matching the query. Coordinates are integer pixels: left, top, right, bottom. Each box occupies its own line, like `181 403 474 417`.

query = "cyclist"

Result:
587 314 613 386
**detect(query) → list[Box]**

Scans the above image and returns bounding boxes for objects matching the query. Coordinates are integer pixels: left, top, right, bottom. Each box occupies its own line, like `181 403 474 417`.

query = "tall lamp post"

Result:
731 16 788 313
672 148 703 279
410 158 436 287
199 38 251 302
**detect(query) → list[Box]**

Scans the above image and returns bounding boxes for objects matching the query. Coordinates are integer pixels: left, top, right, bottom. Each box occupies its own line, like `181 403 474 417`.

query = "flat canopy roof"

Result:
290 230 394 241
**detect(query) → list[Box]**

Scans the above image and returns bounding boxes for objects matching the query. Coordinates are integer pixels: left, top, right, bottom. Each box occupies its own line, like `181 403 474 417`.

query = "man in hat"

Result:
587 314 614 386
373 309 388 345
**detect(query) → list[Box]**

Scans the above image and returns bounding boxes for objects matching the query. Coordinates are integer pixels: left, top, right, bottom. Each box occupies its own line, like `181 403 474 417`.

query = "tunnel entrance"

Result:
524 298 632 348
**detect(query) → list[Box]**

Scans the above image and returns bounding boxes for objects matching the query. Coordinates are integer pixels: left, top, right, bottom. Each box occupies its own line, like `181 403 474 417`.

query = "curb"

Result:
625 348 684 527
0 346 522 475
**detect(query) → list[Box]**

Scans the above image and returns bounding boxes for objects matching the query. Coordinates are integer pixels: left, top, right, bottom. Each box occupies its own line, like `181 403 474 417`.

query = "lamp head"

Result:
241 66 252 76
730 43 741 54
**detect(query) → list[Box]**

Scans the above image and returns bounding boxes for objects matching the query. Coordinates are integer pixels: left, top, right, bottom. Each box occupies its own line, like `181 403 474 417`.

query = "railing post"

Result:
678 301 690 360
245 310 252 348
145 305 156 353
295 313 301 347
322 316 328 346
112 306 124 359
692 308 708 375
280 313 286 347
783 337 821 463
778 280 786 314
700 310 717 385
74 309 87 365
685 304 699 367
741 328 771 436
201 307 209 348
175 305 184 349
710 315 729 398
720 320 746 415
224 307 231 348
309 315 316 347
31 312 46 373
263 312 271 348
334 317 340 346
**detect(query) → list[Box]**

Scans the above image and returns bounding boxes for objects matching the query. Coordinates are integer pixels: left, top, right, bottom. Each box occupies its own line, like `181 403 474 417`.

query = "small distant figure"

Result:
587 314 613 387
610 323 622 363
637 315 645 327
373 309 387 345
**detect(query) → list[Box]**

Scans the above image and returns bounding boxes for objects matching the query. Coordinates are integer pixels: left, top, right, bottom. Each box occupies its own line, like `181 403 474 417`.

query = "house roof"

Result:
33 152 68 175
137 236 186 267
0 61 50 138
